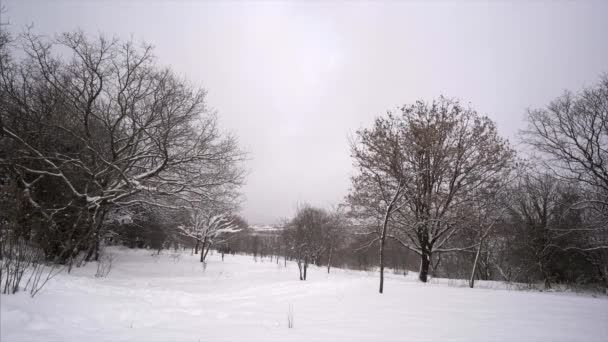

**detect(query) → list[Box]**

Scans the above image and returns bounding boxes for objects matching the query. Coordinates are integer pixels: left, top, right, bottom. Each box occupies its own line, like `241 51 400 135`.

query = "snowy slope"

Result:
1 247 607 342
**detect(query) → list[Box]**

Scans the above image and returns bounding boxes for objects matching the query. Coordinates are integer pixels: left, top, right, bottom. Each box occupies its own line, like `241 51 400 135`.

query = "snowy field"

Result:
1 247 607 342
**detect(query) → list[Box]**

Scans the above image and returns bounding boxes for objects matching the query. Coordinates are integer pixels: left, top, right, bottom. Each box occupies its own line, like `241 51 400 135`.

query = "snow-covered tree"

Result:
181 209 240 262
0 30 244 262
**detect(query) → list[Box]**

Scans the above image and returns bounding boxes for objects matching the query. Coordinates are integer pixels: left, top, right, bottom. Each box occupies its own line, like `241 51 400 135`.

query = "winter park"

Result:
1 1 608 341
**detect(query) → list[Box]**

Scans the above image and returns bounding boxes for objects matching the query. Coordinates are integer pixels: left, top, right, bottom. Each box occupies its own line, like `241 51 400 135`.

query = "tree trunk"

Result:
297 259 303 280
303 261 308 280
203 241 211 262
379 236 386 293
379 202 394 293
84 230 100 262
596 264 608 295
419 251 431 283
431 253 442 277
539 262 551 290
194 239 200 254
469 239 483 288
85 209 107 262
377 186 402 292
200 236 209 262
327 247 332 274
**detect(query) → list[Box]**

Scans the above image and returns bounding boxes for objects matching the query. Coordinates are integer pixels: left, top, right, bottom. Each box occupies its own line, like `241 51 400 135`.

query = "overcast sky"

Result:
4 0 607 224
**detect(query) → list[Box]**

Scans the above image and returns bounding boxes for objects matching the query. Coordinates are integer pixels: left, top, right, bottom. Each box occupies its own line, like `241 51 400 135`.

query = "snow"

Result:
2 247 607 342
248 224 283 232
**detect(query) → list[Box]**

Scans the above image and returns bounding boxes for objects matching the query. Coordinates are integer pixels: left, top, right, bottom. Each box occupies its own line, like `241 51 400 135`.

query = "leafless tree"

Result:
0 30 245 263
393 98 514 282
523 75 608 197
522 74 608 289
349 97 515 285
282 205 333 280
347 114 409 292
180 208 240 263
502 172 579 289
324 208 347 274
466 171 516 288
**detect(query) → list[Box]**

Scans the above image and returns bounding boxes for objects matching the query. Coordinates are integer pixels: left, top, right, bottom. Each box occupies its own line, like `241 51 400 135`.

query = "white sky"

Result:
5 0 608 224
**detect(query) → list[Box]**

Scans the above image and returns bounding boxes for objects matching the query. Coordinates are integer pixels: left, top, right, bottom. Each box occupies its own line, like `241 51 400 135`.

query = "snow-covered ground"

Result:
2 247 607 342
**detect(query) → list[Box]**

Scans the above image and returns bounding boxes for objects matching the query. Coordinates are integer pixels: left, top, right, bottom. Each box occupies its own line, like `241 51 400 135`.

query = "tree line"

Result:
271 77 608 294
1 27 606 296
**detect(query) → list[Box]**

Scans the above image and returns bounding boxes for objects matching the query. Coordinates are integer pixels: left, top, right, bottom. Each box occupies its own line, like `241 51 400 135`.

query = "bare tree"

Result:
349 97 515 284
347 114 409 292
393 98 514 282
0 31 244 263
466 169 516 288
282 205 332 280
522 74 608 290
523 75 608 196
502 172 581 289
181 208 240 263
324 208 347 274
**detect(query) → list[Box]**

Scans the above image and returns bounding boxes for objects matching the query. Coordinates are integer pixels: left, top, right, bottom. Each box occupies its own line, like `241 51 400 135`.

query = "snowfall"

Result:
1 247 607 342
